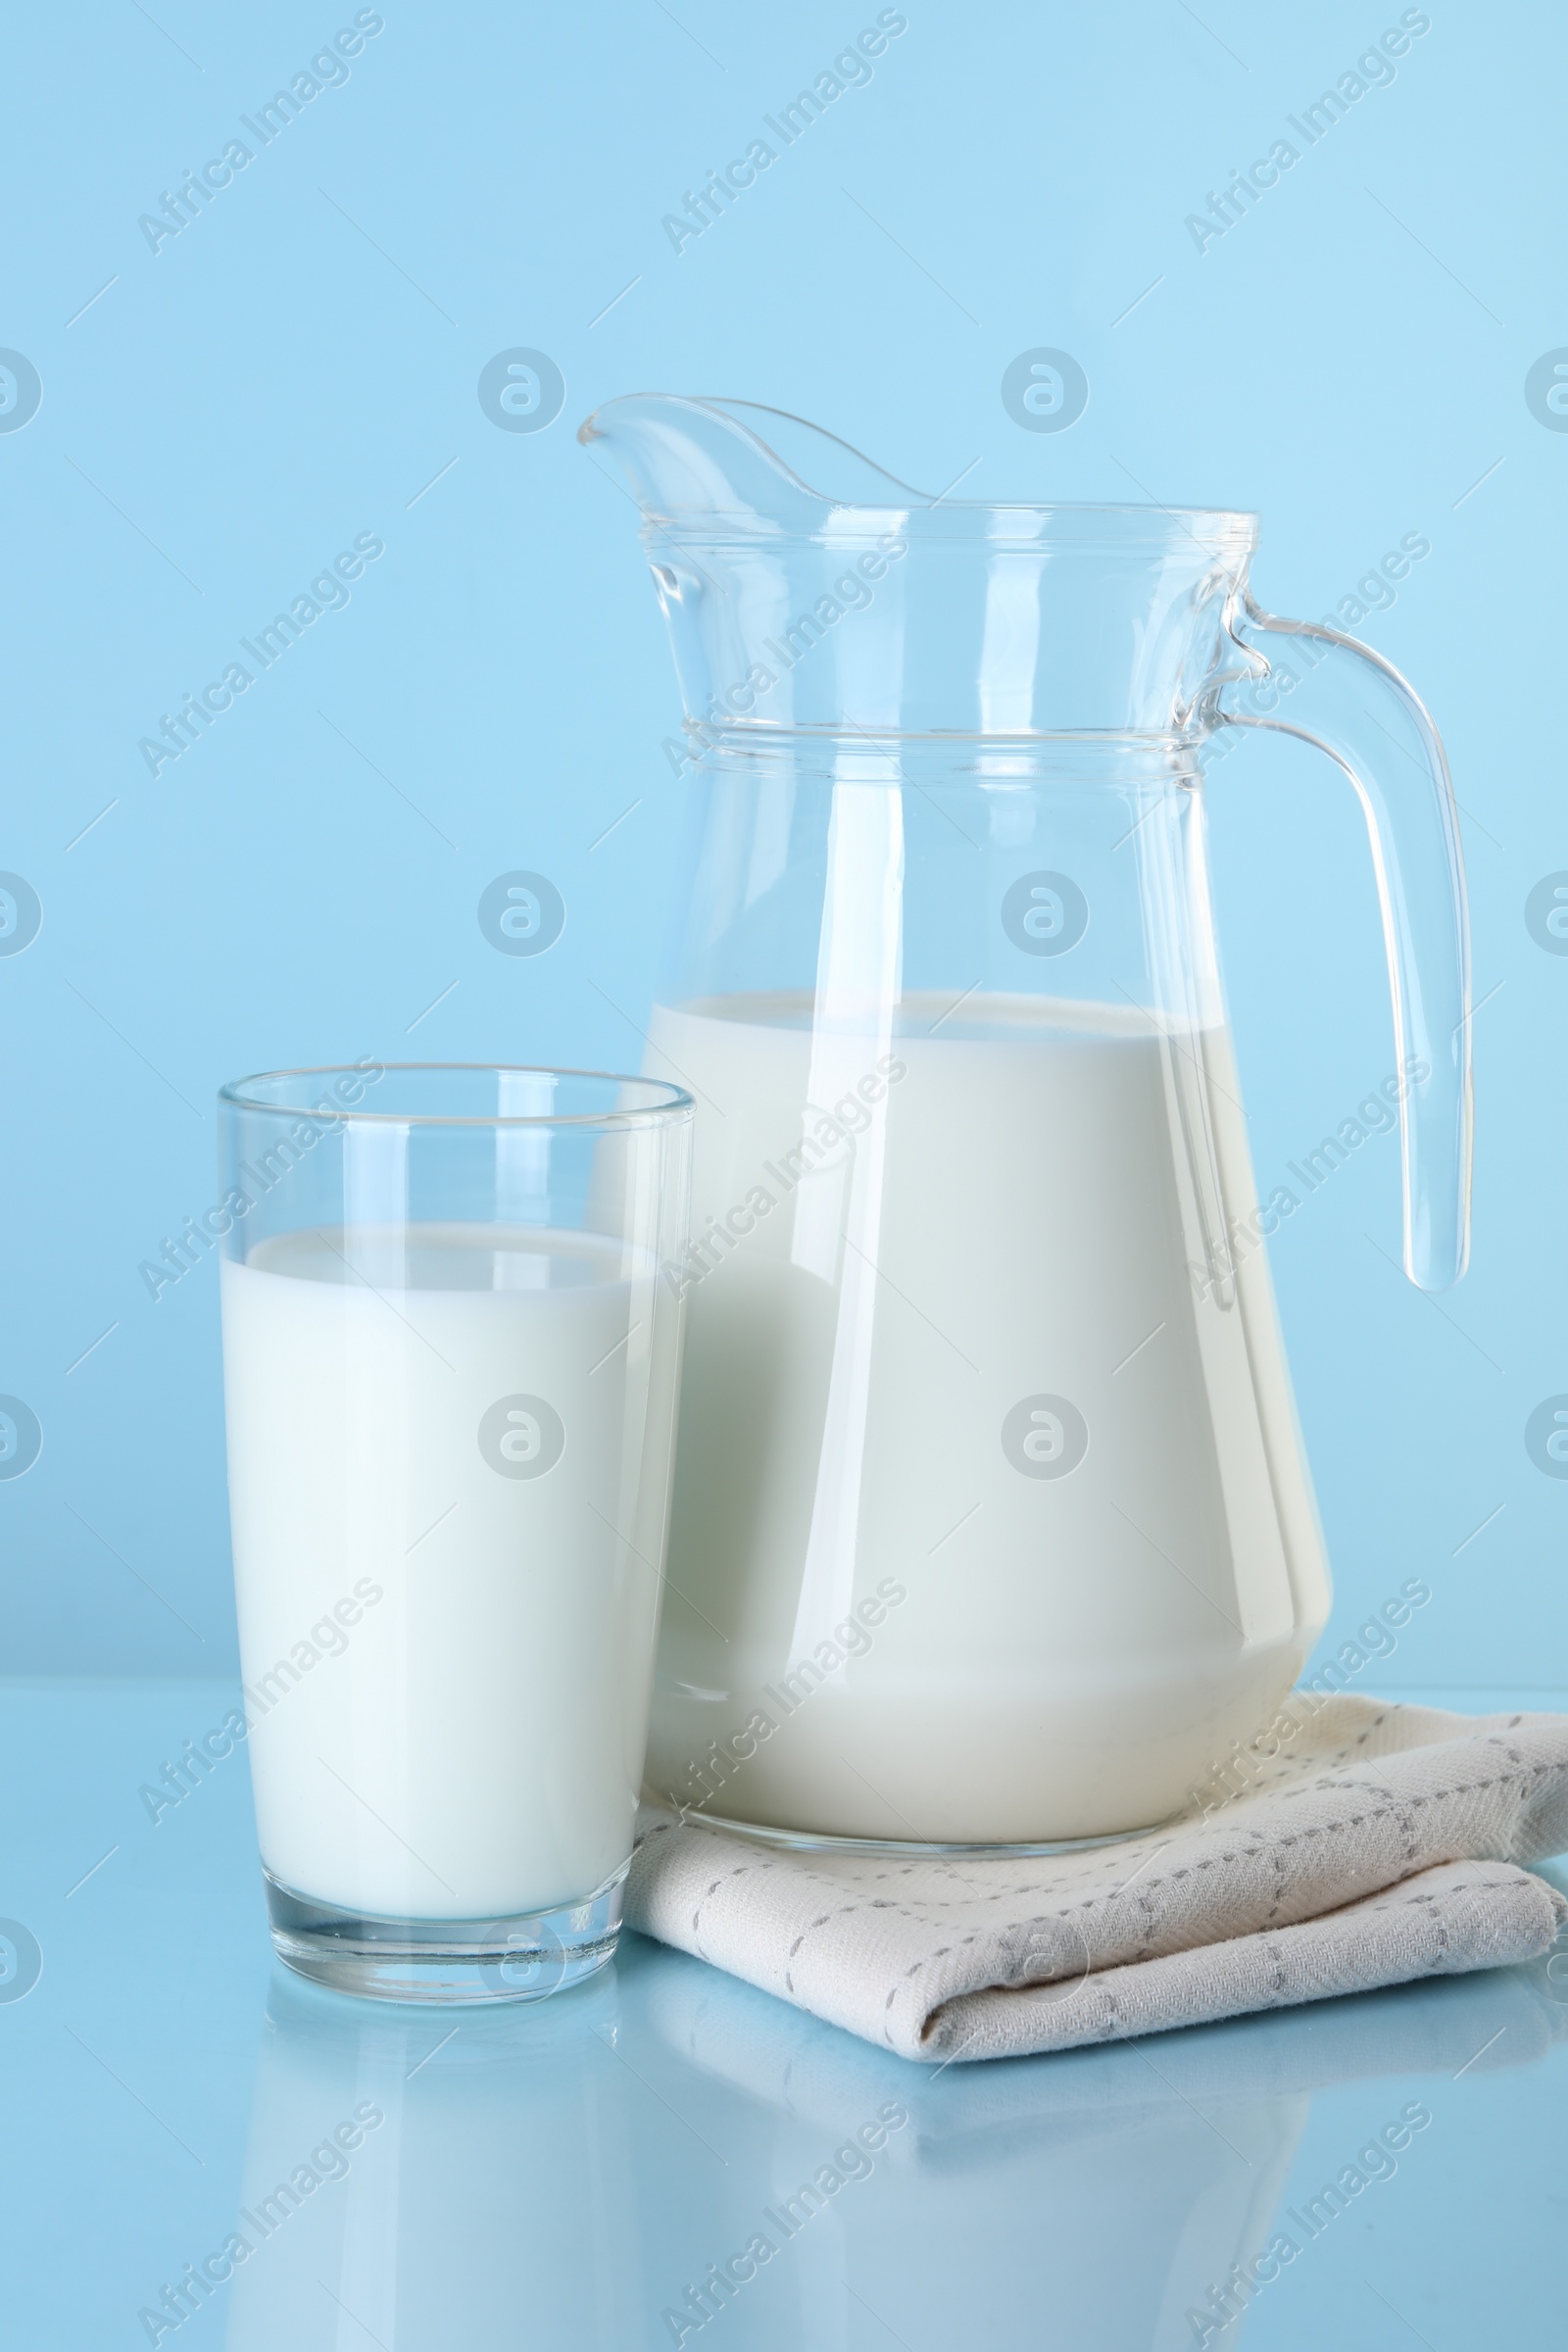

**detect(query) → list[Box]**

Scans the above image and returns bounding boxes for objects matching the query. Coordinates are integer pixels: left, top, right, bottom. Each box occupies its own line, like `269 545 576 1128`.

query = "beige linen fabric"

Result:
626 1696 1568 2063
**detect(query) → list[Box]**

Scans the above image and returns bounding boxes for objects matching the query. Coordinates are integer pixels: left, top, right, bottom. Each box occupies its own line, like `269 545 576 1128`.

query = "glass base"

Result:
264 1865 627 2003
687 1809 1170 1857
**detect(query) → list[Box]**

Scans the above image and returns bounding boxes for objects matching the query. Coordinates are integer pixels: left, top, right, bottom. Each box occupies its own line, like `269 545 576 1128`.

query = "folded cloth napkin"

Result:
626 1696 1568 2064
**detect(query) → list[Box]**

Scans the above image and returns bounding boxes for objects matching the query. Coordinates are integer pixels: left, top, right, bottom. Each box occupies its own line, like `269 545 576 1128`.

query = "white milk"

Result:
645 994 1328 1841
220 1224 674 1918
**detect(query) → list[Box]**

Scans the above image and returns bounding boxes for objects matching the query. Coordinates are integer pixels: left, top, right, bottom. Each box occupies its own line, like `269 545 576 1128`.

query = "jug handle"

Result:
1207 592 1472 1292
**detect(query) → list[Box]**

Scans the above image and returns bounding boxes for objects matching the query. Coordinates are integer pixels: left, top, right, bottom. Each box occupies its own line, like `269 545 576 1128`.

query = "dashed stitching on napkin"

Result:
689 1861 769 1931
636 1738 1566 2029
773 1762 1555 1934
1262 1832 1289 1927
882 1946 958 2045
675 1761 1562 2004
1352 1766 1421 1868
781 1903 880 1994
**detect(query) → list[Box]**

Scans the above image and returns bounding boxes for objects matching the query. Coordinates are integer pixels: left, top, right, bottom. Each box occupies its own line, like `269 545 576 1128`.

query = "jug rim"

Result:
580 394 1259 550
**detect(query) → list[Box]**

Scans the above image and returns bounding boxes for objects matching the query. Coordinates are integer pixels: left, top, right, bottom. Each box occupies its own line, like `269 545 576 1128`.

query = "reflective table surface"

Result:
10 1681 1566 2348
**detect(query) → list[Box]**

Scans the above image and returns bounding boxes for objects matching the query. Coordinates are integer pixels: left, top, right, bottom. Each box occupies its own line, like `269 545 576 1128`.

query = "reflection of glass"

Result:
217 1064 692 1999
221 1968 646 2348
586 395 1472 1848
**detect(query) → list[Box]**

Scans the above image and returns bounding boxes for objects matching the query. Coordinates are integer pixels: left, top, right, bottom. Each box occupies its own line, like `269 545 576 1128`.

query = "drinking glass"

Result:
217 1062 692 2001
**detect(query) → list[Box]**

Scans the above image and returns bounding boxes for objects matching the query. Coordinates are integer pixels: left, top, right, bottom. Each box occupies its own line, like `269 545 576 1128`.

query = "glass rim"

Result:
218 1061 695 1130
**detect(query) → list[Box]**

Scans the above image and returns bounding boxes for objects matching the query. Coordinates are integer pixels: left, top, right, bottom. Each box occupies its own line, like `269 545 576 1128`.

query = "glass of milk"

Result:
216 1062 692 2001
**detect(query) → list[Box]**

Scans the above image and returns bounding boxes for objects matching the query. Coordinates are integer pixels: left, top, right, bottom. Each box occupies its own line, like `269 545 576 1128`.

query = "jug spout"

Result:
579 394 1256 741
577 393 925 533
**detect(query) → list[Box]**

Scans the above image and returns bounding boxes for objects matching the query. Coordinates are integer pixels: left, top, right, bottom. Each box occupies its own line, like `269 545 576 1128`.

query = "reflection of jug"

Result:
636 1943 1561 2352
584 396 1472 1845
639 1946 1304 2352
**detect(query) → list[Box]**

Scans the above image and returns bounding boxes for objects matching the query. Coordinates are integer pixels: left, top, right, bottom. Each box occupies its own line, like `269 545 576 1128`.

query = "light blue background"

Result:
1 0 1560 1682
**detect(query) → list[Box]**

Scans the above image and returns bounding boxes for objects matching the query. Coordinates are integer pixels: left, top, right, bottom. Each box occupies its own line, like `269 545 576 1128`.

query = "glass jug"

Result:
582 395 1471 1848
